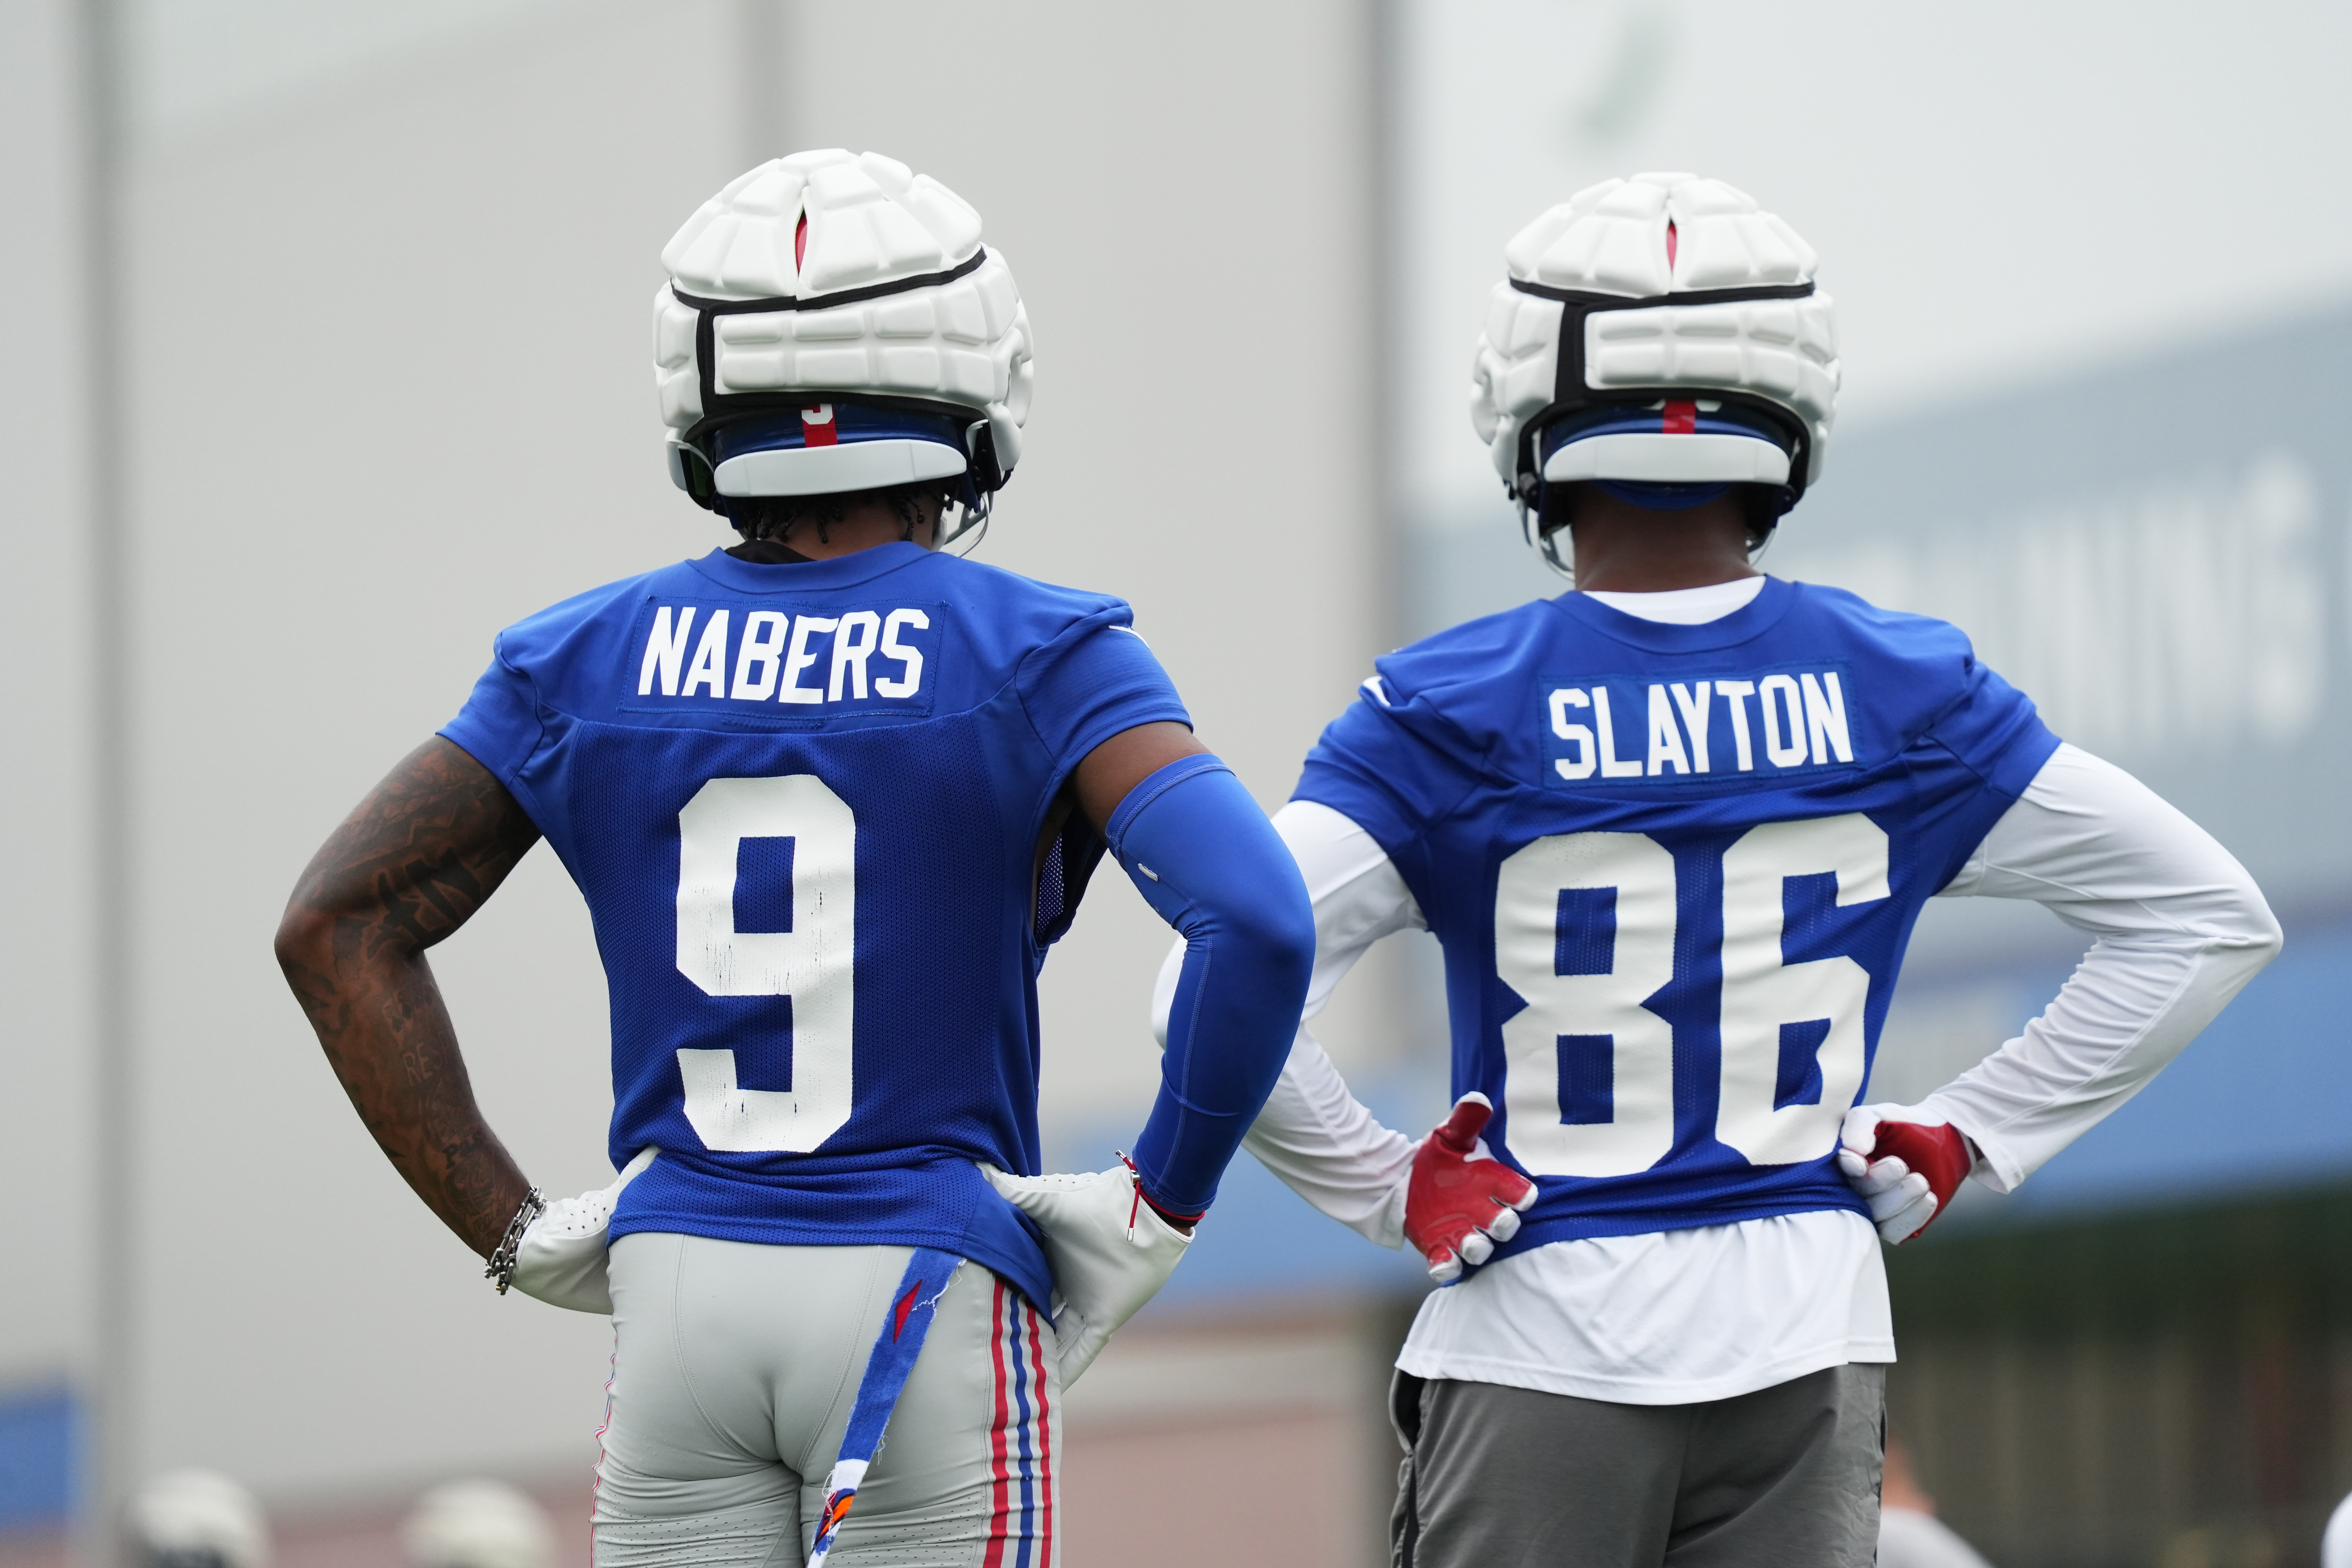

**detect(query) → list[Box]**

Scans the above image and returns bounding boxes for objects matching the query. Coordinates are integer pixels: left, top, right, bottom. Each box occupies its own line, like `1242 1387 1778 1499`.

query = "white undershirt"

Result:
1581 574 1766 624
1154 582 2279 1405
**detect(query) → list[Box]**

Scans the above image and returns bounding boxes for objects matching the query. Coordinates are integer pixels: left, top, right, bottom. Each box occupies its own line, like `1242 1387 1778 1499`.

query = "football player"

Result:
275 151 1314 1568
1168 174 2283 1566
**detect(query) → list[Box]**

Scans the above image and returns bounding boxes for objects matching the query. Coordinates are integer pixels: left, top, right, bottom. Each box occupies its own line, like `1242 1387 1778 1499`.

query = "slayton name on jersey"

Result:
1541 664 1855 785
631 600 938 716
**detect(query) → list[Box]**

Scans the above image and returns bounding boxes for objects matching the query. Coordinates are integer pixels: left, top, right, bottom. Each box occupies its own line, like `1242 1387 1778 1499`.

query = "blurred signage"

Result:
0 1385 75 1534
1775 301 2352 914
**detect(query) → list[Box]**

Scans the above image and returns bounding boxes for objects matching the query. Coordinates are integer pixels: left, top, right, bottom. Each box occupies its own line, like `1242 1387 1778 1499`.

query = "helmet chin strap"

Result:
1518 491 1578 583
934 491 992 556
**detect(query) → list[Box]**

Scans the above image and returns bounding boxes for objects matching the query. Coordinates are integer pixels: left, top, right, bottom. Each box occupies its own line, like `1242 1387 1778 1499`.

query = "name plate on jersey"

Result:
1539 665 1859 786
625 599 941 721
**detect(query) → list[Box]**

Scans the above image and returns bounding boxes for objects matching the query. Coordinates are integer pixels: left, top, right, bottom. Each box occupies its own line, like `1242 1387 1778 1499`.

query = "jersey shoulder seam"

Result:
1009 601 1147 752
487 627 558 787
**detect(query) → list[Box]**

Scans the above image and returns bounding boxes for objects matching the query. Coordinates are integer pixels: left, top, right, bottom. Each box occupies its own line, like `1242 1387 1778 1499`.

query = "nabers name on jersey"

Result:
635 601 937 712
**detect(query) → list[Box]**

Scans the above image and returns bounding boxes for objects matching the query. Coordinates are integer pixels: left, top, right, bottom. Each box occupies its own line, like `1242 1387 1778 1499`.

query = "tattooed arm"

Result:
275 736 543 1259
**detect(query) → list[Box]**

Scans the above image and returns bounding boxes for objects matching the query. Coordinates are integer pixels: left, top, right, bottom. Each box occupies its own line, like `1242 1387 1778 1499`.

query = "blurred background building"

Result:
3 4 2351 1566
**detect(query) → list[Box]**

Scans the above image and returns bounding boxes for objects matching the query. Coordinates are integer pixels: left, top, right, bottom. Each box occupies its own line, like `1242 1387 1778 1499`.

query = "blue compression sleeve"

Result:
1106 755 1314 1216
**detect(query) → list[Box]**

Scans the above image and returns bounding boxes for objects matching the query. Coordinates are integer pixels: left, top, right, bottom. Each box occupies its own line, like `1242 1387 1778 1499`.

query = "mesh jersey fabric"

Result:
440 541 1189 1310
1293 575 2058 1259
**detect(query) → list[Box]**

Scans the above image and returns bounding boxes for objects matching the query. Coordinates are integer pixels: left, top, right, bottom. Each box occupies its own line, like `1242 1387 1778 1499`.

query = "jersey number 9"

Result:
672 774 858 1154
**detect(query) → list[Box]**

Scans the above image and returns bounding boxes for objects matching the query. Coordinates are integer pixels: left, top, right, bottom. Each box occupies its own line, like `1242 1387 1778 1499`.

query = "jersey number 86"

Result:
1497 813 1890 1178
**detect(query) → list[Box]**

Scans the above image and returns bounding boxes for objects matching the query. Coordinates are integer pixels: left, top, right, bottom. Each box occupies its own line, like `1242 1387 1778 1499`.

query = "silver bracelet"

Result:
485 1186 546 1295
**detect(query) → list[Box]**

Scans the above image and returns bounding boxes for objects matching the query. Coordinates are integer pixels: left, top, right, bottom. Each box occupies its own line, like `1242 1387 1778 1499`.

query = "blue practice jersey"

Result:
1295 577 2059 1257
441 542 1188 1309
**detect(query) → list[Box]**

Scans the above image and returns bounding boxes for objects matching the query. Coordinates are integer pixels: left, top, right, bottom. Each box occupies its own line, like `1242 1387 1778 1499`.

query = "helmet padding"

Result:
654 150 1032 541
1469 174 1840 514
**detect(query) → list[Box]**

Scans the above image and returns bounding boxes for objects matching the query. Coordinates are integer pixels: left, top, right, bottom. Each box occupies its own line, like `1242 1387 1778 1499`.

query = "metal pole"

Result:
75 0 132 1561
1359 4 1411 1557
1369 0 1404 653
736 0 787 167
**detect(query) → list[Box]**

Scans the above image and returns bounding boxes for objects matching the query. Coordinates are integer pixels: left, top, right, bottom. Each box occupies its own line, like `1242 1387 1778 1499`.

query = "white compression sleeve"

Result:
1152 800 1422 1245
1921 743 2283 1191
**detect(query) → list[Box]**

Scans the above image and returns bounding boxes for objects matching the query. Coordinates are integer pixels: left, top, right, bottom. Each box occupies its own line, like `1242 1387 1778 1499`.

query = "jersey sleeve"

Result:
1292 671 1489 867
1016 614 1190 769
1902 646 2062 897
1921 656 2061 800
437 634 545 790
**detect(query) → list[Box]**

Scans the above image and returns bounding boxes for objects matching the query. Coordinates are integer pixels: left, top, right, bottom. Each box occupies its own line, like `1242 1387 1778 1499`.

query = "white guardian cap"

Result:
1468 174 1840 565
401 1480 556 1568
654 150 1033 548
131 1471 271 1568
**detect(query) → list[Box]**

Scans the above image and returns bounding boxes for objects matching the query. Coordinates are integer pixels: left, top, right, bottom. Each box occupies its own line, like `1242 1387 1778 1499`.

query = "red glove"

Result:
1836 1104 1975 1243
1404 1093 1539 1282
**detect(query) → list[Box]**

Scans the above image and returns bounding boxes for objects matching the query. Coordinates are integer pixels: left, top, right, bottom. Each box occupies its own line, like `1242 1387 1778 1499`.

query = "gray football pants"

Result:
1391 1365 1885 1568
593 1234 1063 1568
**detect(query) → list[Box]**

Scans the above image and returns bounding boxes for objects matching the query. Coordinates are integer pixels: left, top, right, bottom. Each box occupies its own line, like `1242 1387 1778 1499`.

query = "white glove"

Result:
979 1162 1191 1387
508 1147 658 1313
1836 1105 1974 1244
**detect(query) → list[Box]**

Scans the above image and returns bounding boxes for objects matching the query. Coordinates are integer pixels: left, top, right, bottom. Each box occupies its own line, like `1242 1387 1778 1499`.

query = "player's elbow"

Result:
272 896 329 986
1171 862 1316 1047
273 861 361 991
2182 872 2284 1010
2234 884 2284 972
1157 858 1316 1105
1227 870 1317 1015
1179 836 1316 1014
2210 858 2284 969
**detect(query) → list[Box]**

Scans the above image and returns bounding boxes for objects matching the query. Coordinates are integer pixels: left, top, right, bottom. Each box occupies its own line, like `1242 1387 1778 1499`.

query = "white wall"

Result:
0 0 1385 1505
118 0 737 1497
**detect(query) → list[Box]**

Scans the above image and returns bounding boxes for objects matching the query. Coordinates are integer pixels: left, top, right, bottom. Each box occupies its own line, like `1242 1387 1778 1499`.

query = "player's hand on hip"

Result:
1404 1094 1538 1283
979 1161 1191 1387
506 1148 658 1312
1837 1105 1975 1244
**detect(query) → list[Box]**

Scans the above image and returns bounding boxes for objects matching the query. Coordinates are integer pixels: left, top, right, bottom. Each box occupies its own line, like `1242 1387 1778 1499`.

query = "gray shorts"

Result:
1390 1365 1885 1568
593 1234 1062 1568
